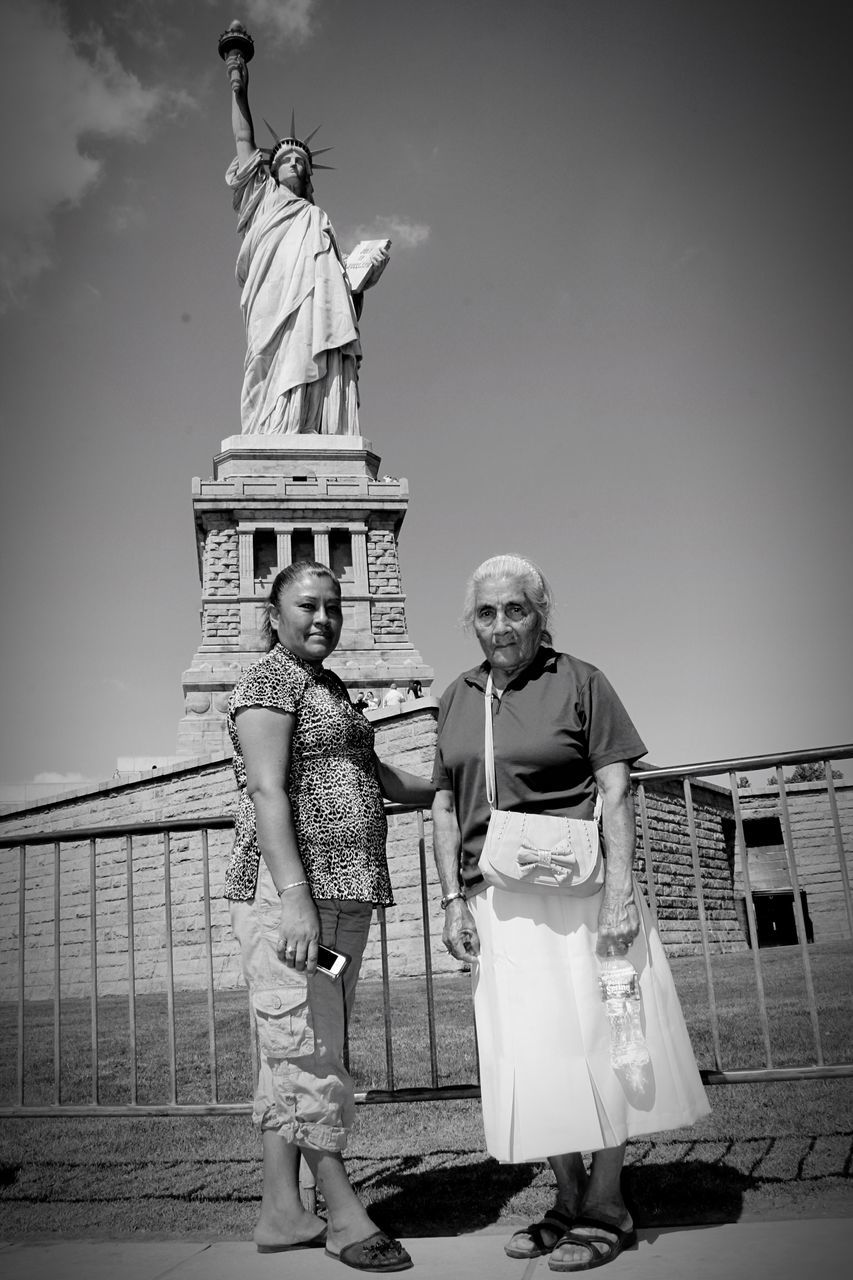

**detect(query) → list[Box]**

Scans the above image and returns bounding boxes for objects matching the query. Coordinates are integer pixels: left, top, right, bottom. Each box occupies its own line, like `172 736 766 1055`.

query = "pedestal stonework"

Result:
176 435 433 758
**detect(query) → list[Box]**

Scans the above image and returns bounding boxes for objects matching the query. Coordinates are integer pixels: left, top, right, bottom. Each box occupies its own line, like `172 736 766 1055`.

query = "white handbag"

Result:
476 673 605 897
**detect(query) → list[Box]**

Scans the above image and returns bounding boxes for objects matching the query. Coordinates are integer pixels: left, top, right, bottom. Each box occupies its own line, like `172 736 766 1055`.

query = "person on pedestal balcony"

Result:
431 554 709 1273
381 682 405 709
226 561 433 1268
363 690 379 711
224 52 389 436
406 680 423 701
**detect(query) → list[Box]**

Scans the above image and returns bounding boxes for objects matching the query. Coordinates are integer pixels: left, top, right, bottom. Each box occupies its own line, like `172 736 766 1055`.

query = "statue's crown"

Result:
263 114 334 174
269 135 312 169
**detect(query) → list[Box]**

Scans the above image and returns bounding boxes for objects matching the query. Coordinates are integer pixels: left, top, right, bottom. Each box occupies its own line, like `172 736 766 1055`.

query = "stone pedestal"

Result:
176 435 433 758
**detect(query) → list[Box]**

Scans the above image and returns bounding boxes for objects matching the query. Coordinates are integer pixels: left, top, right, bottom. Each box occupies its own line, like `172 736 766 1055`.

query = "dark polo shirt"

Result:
433 648 647 889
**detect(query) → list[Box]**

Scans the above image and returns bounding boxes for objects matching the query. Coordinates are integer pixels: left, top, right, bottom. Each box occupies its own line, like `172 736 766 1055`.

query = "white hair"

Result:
461 553 554 644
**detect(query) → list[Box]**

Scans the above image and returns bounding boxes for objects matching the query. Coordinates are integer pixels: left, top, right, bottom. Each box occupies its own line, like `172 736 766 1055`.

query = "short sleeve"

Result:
579 669 647 771
432 690 453 790
230 658 307 718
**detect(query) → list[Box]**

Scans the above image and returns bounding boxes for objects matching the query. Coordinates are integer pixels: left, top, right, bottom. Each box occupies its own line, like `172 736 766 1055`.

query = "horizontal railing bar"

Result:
3 743 849 847
701 1064 853 1084
0 1104 254 1118
354 1086 481 1104
3 1060 851 1118
0 817 234 848
632 744 853 783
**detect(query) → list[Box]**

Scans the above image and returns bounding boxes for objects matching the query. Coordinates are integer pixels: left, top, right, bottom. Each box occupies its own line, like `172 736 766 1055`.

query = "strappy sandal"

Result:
548 1214 637 1271
504 1208 575 1259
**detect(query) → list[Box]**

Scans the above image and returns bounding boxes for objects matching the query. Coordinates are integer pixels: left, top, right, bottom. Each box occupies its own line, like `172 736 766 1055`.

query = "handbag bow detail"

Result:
515 835 578 883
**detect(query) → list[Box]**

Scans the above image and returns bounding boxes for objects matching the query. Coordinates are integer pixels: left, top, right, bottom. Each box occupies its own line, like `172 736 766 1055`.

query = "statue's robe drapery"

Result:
227 151 362 435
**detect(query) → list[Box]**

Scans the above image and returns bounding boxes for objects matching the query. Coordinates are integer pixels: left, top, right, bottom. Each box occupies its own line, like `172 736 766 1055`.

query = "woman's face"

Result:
472 575 542 681
270 573 343 665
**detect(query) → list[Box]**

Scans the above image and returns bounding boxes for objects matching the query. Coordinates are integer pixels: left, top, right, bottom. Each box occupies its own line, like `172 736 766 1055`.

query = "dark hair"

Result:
262 560 340 650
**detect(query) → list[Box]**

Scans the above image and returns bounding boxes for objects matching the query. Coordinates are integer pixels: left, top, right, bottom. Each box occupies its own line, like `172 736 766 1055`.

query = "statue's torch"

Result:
218 20 254 89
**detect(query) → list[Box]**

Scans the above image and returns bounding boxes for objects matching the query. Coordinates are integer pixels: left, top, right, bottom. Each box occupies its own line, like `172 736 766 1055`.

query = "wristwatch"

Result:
440 889 466 910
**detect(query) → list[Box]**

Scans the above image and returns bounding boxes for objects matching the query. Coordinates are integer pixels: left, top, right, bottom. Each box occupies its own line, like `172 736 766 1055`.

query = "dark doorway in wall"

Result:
751 890 814 947
330 530 354 582
253 529 277 583
291 528 314 564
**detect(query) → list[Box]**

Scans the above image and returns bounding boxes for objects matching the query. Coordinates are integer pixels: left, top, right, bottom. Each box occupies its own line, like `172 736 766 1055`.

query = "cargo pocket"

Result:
253 985 315 1060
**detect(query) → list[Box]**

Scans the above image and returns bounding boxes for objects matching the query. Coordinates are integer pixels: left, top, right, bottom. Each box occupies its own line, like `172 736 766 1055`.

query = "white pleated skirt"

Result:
469 881 710 1163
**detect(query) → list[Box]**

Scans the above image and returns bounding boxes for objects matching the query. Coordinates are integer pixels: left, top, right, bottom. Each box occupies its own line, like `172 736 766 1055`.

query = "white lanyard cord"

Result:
484 672 497 812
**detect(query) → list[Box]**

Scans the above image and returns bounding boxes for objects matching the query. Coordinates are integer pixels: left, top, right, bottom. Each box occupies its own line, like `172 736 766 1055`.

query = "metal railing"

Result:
0 745 851 1116
633 743 853 1084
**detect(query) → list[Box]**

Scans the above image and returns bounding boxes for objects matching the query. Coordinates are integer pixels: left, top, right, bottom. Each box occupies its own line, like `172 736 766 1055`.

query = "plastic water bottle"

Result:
599 950 651 1086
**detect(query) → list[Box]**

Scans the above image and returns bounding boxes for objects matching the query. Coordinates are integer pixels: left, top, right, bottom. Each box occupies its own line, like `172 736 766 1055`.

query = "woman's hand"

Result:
443 898 480 961
277 884 321 974
596 892 640 957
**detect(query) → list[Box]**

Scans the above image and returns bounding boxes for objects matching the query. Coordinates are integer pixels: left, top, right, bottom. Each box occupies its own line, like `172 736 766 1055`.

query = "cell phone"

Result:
316 944 350 981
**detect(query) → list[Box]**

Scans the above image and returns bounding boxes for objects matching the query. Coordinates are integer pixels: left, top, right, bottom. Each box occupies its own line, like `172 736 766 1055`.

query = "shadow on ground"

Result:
354 1155 754 1235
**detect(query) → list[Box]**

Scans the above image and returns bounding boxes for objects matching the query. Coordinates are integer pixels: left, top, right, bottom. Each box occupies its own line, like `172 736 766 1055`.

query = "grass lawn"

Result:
0 943 851 1237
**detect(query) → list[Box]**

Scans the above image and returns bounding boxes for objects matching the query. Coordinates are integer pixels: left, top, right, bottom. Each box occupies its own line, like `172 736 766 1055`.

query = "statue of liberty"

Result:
220 23 389 435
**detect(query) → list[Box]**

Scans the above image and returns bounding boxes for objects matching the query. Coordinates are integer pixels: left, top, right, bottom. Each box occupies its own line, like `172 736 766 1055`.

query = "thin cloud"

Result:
32 771 93 786
103 676 133 695
349 216 431 251
0 0 193 311
111 1 183 55
106 203 147 235
244 0 319 44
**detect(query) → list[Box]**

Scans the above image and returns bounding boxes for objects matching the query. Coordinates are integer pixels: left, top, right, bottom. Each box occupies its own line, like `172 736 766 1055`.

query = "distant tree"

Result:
737 775 751 788
765 761 843 786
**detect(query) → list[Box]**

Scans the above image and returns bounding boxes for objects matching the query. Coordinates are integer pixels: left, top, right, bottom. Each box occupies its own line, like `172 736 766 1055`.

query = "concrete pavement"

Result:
1 1219 851 1280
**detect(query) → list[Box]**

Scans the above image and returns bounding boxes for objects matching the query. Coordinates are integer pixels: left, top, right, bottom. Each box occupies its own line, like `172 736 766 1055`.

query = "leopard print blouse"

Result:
224 644 392 904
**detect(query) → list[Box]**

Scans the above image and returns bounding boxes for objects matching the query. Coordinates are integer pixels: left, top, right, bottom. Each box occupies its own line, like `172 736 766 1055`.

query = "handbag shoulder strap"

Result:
483 672 497 812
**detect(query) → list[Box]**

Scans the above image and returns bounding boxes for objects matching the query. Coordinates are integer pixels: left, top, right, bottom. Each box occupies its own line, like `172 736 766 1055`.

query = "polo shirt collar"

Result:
462 646 558 693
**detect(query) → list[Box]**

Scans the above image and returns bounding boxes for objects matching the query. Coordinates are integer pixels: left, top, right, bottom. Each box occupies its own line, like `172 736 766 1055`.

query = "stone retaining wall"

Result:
634 774 745 956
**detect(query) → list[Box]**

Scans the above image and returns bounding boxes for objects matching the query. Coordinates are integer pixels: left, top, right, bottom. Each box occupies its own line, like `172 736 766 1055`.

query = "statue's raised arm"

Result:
219 21 256 168
218 21 390 437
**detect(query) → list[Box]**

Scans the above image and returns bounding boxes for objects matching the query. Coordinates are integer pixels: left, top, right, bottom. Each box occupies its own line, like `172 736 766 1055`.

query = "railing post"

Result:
201 828 220 1104
125 834 138 1106
53 840 61 1106
89 836 99 1106
16 844 25 1108
729 772 773 1068
163 830 178 1105
775 766 824 1066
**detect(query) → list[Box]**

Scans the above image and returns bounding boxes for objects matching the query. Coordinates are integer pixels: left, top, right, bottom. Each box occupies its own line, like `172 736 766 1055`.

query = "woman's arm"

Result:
375 759 435 807
235 706 320 972
432 788 479 959
594 760 640 955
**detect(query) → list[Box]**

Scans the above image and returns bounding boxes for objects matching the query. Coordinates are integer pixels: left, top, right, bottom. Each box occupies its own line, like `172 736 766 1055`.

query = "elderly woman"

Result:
226 560 431 1272
432 555 709 1272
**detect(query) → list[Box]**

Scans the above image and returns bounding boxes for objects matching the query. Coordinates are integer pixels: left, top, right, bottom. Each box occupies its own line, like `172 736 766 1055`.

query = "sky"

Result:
1 0 851 789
